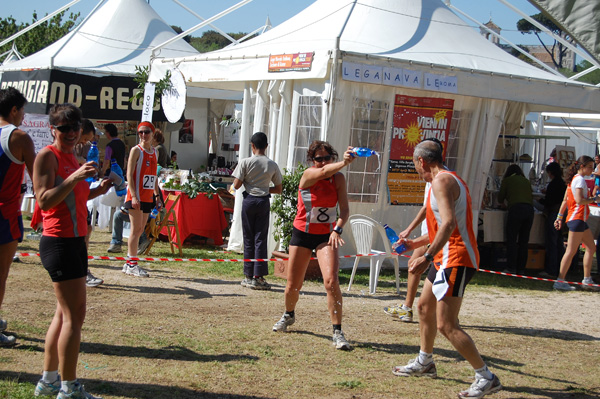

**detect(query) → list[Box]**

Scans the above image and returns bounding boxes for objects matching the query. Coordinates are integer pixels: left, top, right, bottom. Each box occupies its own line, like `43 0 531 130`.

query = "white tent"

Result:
0 0 241 169
149 0 600 256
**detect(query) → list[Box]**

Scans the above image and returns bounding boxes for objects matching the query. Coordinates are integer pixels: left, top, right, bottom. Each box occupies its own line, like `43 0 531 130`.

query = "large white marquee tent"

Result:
149 0 600 255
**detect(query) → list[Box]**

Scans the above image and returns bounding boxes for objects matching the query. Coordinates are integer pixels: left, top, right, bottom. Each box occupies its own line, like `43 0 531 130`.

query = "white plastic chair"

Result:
347 214 400 295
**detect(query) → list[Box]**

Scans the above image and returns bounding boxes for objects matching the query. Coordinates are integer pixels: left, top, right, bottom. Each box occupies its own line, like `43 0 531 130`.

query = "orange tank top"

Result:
425 171 479 270
126 144 157 204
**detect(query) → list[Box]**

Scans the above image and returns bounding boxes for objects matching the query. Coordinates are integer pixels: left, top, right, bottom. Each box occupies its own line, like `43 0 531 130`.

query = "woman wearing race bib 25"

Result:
123 122 161 277
272 141 356 350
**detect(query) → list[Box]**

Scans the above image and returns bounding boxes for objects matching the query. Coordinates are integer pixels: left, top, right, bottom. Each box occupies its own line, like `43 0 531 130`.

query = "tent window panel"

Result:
445 110 470 172
347 98 388 203
292 95 322 168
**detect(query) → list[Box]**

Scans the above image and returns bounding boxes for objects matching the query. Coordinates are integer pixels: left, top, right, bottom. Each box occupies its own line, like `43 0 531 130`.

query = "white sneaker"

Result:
126 264 149 277
332 329 351 350
57 381 103 399
34 377 61 396
553 280 575 291
581 277 600 291
272 313 295 332
458 374 502 398
392 357 437 378
86 271 104 288
122 262 129 273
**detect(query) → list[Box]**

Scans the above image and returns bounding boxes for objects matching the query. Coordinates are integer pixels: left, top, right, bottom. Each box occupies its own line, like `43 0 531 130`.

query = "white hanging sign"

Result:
161 68 187 123
141 82 156 122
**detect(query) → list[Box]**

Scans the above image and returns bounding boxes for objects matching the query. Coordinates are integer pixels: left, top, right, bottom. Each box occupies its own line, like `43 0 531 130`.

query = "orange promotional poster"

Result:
388 95 453 205
268 53 314 72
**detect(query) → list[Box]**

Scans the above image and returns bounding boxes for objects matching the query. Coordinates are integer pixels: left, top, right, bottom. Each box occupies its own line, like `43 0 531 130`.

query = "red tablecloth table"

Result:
161 190 227 246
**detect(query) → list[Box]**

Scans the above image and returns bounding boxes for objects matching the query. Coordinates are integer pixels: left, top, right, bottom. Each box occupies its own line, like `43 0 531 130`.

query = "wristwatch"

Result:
424 252 434 262
333 225 343 235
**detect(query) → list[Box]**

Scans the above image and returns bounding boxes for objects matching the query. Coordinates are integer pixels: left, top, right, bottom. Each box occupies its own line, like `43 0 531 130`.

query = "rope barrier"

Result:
15 252 600 288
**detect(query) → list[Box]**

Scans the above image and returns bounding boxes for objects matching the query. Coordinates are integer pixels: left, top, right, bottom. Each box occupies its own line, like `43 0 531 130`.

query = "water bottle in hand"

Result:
383 224 406 253
352 147 376 157
150 207 159 219
85 142 99 183
110 159 127 196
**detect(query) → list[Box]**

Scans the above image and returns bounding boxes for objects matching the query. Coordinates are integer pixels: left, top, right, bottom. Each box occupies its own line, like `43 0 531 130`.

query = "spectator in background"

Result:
75 119 103 288
498 164 534 275
538 162 566 279
122 122 161 277
100 123 126 177
553 156 599 291
170 151 178 169
0 87 36 347
153 129 170 168
232 132 282 290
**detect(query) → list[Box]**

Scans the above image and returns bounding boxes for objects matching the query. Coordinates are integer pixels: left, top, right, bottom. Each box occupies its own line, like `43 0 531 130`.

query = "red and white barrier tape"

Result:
15 252 600 288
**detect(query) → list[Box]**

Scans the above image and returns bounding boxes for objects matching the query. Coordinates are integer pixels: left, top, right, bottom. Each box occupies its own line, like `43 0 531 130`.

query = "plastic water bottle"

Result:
383 224 406 253
149 207 159 219
352 147 376 157
110 159 127 196
85 142 99 183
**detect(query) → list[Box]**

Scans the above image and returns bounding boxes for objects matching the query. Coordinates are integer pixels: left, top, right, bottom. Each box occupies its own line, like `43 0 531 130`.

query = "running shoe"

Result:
137 239 150 255
332 329 351 350
457 374 502 398
34 378 61 396
57 381 103 399
581 277 600 292
0 319 6 331
250 277 271 290
126 264 149 277
383 304 413 322
392 357 437 378
240 277 253 287
553 280 575 291
86 272 104 288
272 313 295 332
107 243 121 253
0 332 16 347
122 262 129 273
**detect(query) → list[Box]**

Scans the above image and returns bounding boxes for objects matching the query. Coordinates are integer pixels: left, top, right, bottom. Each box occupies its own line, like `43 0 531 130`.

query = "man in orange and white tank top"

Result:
392 141 502 399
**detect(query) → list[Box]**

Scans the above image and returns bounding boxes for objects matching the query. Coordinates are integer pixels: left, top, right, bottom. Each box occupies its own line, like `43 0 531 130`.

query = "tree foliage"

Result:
516 12 572 70
0 11 80 58
189 30 254 53
271 164 307 251
561 60 600 85
170 25 191 43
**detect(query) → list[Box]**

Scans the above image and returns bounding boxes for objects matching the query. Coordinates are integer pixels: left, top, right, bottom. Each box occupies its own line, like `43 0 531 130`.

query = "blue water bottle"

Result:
383 224 406 253
110 159 127 196
352 147 376 157
149 207 159 219
85 141 99 183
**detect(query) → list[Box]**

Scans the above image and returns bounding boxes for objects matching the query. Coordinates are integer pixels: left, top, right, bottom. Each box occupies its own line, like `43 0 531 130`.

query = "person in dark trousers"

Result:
498 164 534 274
232 132 282 290
100 123 126 177
539 162 566 278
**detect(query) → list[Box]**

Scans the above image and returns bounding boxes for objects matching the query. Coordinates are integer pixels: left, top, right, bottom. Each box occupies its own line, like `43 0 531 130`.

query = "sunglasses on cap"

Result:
54 123 82 134
313 155 332 162
138 130 152 135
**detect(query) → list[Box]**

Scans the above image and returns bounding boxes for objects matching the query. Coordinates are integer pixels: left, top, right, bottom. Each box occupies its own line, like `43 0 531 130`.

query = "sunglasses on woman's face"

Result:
54 123 82 133
313 155 332 162
138 130 152 135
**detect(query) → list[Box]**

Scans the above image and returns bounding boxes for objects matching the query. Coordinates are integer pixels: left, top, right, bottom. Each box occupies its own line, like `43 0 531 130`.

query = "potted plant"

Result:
271 164 321 280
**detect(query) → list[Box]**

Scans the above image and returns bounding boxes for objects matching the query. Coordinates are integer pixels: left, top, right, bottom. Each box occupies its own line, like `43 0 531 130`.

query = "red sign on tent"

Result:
387 95 454 205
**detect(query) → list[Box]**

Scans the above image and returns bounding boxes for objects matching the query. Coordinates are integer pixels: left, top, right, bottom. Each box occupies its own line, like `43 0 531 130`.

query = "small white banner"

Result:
424 73 458 93
141 82 156 122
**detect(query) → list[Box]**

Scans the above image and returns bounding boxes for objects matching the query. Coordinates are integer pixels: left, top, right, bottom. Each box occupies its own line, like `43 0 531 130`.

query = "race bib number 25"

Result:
143 175 156 190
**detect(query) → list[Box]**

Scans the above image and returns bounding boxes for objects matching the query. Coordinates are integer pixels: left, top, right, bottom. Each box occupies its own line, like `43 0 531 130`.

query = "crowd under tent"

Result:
149 0 600 258
0 0 242 170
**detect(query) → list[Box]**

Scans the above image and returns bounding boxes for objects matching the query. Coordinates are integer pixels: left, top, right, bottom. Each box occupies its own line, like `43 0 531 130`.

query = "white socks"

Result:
418 350 433 365
42 370 59 384
475 364 493 380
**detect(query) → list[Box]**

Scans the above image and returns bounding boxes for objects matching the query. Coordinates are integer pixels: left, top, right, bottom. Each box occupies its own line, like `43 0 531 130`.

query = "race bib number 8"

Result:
143 175 156 190
309 207 336 224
